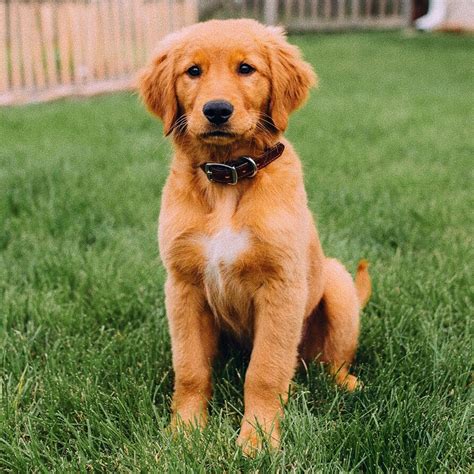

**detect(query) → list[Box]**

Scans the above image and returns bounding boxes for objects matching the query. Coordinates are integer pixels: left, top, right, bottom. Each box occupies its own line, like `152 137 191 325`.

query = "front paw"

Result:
335 373 362 392
236 418 280 456
169 403 208 432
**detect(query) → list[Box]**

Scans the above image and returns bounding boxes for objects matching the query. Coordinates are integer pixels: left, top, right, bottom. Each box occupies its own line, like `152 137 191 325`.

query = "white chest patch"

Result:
203 227 250 286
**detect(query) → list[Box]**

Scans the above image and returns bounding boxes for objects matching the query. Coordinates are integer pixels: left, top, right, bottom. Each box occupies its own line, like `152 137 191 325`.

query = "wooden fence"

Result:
0 0 198 106
1 0 411 106
202 0 412 31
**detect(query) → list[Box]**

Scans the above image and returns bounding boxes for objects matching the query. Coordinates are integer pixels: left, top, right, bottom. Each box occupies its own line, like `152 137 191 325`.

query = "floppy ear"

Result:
266 27 317 132
139 46 177 136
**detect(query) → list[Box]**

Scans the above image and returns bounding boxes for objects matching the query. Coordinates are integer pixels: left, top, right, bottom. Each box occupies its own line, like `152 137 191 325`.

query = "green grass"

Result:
1 31 472 472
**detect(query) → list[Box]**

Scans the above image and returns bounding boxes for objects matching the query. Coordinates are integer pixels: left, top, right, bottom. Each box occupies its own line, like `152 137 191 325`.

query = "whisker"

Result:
255 122 275 143
145 115 188 156
257 112 277 129
173 114 188 136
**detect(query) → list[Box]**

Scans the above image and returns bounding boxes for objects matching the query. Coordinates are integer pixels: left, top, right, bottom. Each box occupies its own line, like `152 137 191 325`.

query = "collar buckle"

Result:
203 163 238 185
241 156 258 178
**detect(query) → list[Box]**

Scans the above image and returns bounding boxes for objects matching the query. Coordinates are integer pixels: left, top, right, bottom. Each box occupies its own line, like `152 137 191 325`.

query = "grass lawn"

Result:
1 31 472 472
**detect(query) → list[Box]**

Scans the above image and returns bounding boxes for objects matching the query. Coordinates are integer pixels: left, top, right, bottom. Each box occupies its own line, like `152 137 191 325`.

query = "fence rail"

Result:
202 0 412 31
0 0 198 106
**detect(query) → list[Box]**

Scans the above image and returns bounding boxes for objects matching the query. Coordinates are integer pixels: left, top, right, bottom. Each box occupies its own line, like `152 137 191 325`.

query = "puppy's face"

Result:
173 42 271 145
140 19 316 145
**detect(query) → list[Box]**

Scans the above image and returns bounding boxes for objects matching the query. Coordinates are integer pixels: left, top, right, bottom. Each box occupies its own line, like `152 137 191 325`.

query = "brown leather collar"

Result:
200 142 285 185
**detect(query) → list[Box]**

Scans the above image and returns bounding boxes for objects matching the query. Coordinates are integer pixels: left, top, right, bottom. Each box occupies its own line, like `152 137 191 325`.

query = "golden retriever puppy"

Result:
139 19 371 454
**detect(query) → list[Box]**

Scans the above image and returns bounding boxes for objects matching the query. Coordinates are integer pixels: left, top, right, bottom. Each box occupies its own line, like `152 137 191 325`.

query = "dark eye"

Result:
187 65 201 77
238 63 255 75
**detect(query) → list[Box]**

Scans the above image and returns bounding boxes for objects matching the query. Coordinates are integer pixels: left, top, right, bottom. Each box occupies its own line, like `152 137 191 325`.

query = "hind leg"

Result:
300 258 361 391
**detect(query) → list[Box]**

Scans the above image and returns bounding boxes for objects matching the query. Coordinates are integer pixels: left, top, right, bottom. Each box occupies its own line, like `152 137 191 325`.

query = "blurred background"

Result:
0 0 472 106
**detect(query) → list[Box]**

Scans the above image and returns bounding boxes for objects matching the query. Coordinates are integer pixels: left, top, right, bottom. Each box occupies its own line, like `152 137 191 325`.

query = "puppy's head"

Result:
139 19 316 145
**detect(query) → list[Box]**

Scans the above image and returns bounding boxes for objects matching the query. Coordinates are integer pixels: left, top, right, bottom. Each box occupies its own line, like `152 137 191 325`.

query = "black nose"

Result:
202 100 234 125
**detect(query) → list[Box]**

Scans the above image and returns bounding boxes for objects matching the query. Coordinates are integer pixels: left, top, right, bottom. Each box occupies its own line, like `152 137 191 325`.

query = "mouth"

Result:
200 130 236 139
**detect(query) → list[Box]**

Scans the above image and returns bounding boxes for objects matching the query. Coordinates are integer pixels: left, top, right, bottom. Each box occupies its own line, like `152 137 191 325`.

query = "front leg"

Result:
165 277 218 429
237 280 306 454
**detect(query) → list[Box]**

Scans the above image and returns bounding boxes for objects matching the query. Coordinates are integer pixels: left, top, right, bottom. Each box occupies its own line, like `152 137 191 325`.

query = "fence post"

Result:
264 0 279 25
403 0 413 25
184 0 198 25
0 1 8 92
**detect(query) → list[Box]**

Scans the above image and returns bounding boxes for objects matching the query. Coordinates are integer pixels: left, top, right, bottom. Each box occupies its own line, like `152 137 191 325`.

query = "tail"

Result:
355 259 371 309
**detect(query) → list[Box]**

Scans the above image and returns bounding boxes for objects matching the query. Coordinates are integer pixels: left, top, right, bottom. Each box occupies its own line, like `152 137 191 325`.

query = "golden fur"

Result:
139 19 371 454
